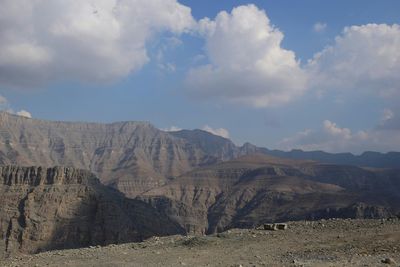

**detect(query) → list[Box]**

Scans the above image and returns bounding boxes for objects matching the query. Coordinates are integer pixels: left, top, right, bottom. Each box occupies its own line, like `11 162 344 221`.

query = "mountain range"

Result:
1 111 399 197
0 111 399 254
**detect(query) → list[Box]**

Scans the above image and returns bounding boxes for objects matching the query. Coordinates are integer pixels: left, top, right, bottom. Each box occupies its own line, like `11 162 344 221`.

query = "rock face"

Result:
0 112 219 197
140 154 400 234
1 112 400 243
1 111 399 198
0 166 183 257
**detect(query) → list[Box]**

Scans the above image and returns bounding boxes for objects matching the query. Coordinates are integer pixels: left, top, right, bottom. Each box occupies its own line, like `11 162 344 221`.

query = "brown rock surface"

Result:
0 112 223 197
0 166 183 257
1 219 399 266
140 154 400 234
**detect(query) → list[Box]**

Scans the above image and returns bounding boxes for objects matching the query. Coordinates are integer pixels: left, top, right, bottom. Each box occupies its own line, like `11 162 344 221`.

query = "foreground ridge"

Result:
0 166 183 257
1 219 399 267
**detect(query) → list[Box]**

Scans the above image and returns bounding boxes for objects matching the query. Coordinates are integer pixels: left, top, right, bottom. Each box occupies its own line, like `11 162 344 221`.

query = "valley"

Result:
0 112 399 262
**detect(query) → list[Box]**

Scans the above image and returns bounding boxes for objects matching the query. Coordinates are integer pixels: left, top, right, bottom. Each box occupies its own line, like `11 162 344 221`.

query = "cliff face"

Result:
1 111 399 198
0 166 183 257
1 112 400 243
140 155 400 234
0 112 218 197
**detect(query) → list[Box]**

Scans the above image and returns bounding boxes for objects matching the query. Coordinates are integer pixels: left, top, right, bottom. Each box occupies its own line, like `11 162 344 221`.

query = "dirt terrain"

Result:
1 218 399 267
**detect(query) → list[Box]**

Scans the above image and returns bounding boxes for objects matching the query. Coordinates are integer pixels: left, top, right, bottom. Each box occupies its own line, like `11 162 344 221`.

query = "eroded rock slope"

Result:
140 154 400 234
0 166 183 257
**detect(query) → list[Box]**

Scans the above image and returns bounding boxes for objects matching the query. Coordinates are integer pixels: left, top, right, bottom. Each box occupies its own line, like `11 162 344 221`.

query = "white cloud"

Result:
378 109 400 130
323 120 351 140
308 24 400 99
186 4 307 108
202 125 230 138
162 126 182 132
16 110 32 118
313 22 327 33
0 94 32 118
158 62 176 73
0 0 195 88
382 108 394 122
278 120 400 154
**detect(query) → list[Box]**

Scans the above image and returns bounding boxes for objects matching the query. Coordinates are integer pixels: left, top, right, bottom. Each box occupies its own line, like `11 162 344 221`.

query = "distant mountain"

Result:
0 166 183 256
169 129 238 160
0 110 399 200
0 112 400 250
0 112 219 197
169 130 400 168
140 154 400 234
262 148 400 169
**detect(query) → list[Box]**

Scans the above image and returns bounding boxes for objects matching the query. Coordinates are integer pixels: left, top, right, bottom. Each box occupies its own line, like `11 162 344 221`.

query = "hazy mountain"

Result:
140 154 400 234
0 165 183 256
0 112 219 197
0 112 399 250
262 148 400 169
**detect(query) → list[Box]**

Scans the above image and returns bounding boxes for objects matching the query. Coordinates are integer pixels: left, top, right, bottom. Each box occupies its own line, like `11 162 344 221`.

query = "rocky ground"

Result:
1 219 399 267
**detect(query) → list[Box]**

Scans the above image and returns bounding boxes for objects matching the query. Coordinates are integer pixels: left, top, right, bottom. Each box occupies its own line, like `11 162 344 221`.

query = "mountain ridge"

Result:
1 111 399 201
140 154 400 234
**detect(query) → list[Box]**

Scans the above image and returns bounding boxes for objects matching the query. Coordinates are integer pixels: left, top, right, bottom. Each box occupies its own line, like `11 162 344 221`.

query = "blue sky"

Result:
1 0 400 153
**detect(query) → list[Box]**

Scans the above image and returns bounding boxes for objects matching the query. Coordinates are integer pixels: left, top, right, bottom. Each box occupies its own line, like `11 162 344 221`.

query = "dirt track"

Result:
2 219 400 267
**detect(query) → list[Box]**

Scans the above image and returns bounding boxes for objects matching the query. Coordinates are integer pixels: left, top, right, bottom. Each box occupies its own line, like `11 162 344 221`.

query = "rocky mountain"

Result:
1 111 399 200
0 112 219 197
240 143 400 169
0 166 183 257
169 129 238 161
1 112 400 239
140 154 400 234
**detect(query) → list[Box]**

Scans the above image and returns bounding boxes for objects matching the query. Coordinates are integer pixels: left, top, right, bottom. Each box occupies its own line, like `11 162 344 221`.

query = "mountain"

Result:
1 111 399 199
236 144 400 169
0 165 183 257
169 129 238 160
1 112 400 252
140 154 400 234
0 112 220 197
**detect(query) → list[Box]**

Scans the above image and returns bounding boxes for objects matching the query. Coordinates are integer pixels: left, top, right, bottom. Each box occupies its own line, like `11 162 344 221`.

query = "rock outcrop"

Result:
0 166 183 257
140 154 400 234
0 112 218 197
1 112 400 243
1 111 399 199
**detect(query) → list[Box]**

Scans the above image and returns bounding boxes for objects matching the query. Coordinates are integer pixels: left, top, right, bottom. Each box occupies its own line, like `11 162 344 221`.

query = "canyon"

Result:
0 112 399 256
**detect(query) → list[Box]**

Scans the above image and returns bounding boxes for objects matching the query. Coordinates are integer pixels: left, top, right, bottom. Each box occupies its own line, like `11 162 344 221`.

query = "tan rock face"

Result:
1 112 400 243
141 155 400 235
0 166 183 257
0 112 229 197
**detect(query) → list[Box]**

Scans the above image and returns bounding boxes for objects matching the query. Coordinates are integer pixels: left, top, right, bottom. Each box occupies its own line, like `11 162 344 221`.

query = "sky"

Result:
0 0 400 154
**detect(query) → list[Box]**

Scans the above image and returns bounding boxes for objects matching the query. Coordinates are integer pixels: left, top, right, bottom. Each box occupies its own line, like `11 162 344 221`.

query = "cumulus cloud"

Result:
278 120 400 154
186 5 307 108
0 94 32 118
187 19 400 109
202 125 230 138
378 109 400 130
15 110 32 118
308 24 400 99
0 0 195 88
382 108 394 122
162 126 182 132
313 22 327 33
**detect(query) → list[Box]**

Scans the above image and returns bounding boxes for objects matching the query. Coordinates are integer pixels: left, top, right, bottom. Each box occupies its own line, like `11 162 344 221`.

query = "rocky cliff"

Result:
0 112 218 197
1 111 399 199
140 154 400 234
0 166 183 257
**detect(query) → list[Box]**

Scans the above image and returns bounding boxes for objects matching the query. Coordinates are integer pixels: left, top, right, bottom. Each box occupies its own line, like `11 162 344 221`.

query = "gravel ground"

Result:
1 218 400 267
